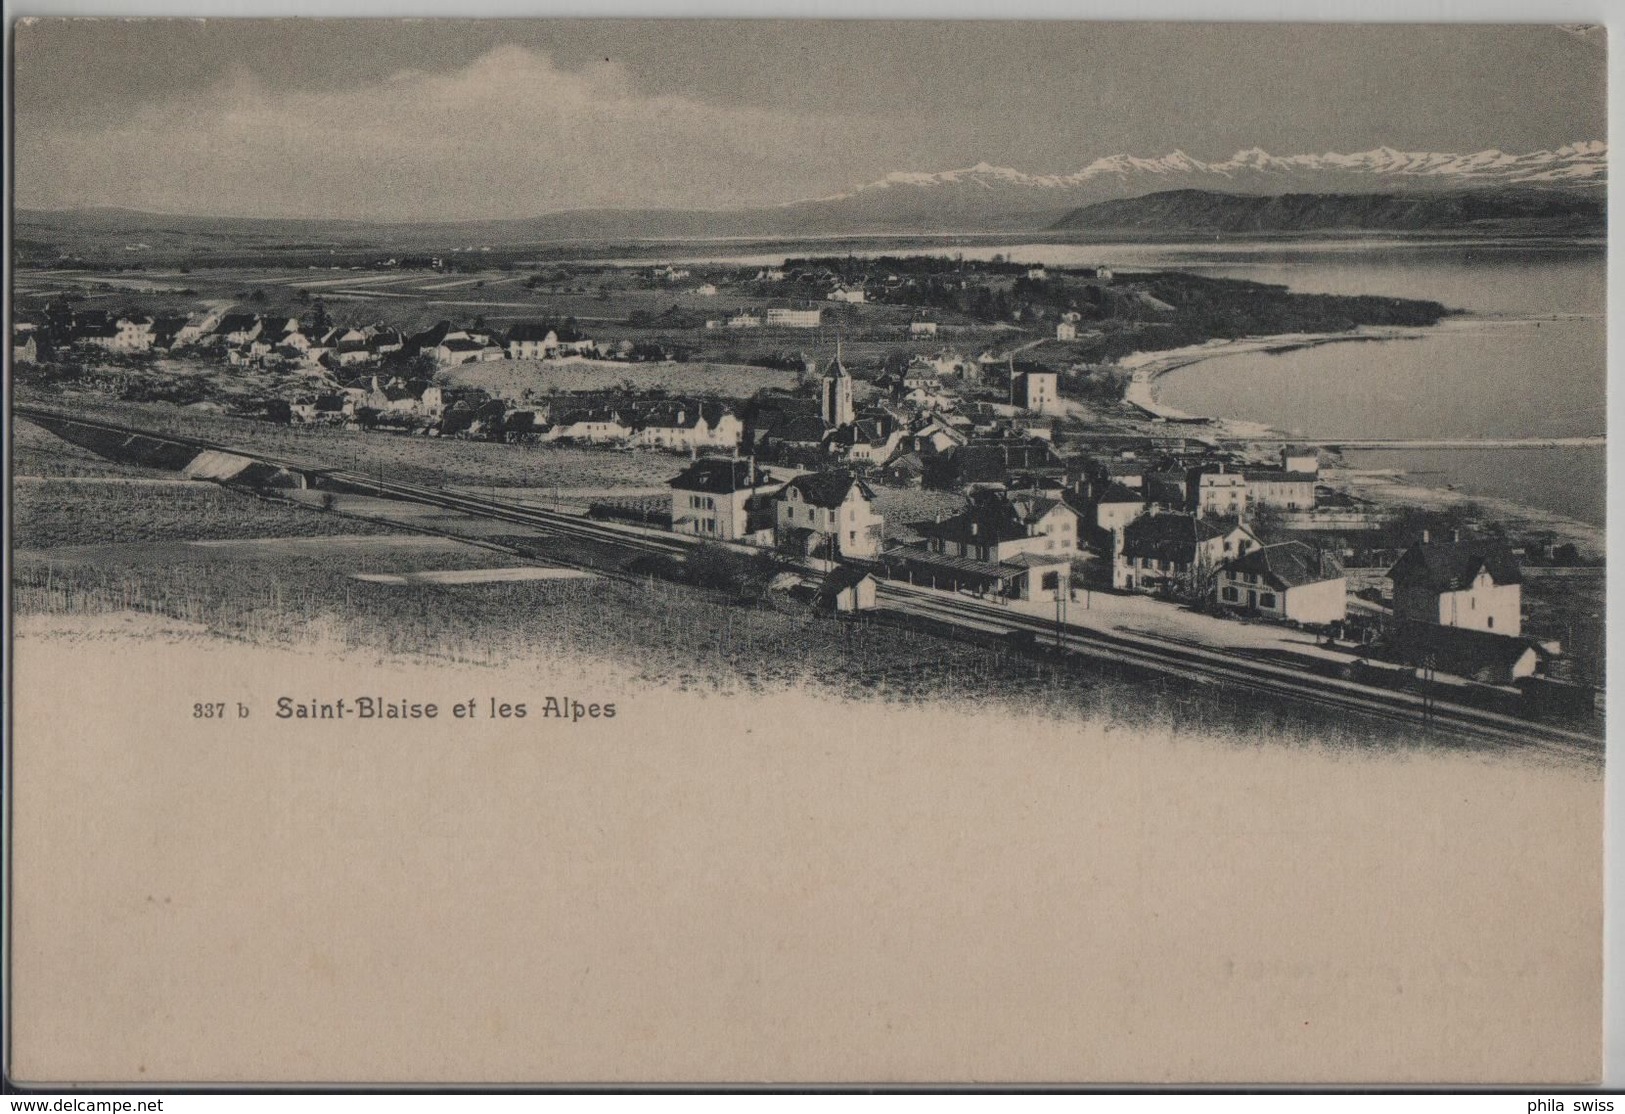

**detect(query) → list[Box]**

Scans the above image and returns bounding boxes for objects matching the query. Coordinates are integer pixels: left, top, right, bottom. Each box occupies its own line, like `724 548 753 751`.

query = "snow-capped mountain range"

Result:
805 143 1607 205
19 142 1604 246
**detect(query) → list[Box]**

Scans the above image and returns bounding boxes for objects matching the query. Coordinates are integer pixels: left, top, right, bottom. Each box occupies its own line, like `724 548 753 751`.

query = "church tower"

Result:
820 339 855 428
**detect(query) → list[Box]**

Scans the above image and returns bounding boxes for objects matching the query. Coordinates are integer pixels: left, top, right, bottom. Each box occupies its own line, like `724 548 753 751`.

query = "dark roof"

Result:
668 458 768 494
217 313 259 333
879 545 1010 584
557 408 627 426
1223 541 1345 589
773 413 831 445
955 441 1063 484
883 452 925 475
507 322 559 342
636 402 702 430
410 321 453 349
784 470 873 509
818 563 875 599
1383 619 1544 684
919 491 1067 549
1121 513 1224 563
1387 538 1523 590
1096 481 1144 505
1241 469 1318 484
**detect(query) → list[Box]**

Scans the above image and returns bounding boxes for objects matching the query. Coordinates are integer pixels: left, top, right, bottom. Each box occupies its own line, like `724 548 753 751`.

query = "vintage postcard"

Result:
6 18 1607 1086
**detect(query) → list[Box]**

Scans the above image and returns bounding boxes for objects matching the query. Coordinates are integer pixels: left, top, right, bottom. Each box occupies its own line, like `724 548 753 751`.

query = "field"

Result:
12 478 407 550
443 357 802 398
16 392 688 491
9 448 1453 748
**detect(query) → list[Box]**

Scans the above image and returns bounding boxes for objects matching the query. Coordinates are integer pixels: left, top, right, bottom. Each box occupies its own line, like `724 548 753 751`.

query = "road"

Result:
15 405 1602 756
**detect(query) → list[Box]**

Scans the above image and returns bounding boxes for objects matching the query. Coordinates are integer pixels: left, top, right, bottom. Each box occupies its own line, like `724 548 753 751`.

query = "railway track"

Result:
16 405 1602 755
882 583 1598 757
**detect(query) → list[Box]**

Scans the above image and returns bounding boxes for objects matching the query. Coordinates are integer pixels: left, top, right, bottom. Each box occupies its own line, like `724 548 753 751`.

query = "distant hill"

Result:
1047 188 1606 236
14 143 1608 260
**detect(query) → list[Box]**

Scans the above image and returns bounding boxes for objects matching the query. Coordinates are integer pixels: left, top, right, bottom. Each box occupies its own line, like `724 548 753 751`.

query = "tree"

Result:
1249 502 1286 543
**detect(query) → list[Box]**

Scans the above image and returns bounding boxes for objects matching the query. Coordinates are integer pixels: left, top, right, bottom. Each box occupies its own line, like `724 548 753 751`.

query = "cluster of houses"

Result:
664 443 1552 689
664 457 1073 606
282 374 750 451
16 302 642 374
704 307 824 331
658 347 1557 693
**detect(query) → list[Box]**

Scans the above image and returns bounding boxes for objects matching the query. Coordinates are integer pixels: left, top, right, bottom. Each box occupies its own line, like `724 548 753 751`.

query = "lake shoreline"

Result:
1112 320 1607 558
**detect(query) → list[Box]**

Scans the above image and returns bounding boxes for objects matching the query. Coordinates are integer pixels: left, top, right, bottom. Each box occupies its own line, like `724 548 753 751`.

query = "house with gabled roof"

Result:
884 488 1077 603
668 458 784 543
1115 512 1258 594
774 470 884 560
1217 541 1347 625
435 336 504 367
545 408 633 445
217 314 263 346
506 322 560 360
1382 618 1546 687
1187 463 1248 517
817 564 879 613
1388 532 1523 636
1243 468 1318 511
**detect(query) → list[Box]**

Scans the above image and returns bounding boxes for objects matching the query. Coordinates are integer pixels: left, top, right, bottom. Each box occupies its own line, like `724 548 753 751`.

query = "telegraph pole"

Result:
1421 652 1436 727
1054 577 1067 651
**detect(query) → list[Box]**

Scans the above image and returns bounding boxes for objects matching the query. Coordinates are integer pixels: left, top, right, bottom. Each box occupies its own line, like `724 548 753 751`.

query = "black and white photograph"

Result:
5 16 1609 1087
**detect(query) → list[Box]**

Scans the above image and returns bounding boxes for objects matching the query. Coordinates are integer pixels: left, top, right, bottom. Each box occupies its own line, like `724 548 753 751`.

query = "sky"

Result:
12 19 1608 220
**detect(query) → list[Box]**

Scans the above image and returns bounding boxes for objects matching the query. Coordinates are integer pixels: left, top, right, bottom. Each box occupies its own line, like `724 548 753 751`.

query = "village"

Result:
9 252 1602 729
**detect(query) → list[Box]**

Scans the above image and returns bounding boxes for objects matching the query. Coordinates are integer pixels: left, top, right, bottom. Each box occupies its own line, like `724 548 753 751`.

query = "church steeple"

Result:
820 336 854 428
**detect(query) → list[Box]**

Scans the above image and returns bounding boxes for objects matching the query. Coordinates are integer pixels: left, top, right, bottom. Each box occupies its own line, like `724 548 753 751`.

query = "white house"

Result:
774 471 885 560
1388 534 1523 636
436 338 505 367
1244 469 1318 511
765 307 822 328
1217 541 1347 625
1115 513 1258 594
909 321 939 337
904 490 1079 603
668 458 784 543
1013 370 1059 415
629 403 742 453
1056 322 1077 341
506 323 559 360
1091 482 1147 551
1190 465 1248 518
174 308 225 347
545 409 633 445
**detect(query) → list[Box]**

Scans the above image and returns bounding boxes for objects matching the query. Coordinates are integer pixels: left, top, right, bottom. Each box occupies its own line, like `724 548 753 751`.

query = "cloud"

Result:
15 45 882 219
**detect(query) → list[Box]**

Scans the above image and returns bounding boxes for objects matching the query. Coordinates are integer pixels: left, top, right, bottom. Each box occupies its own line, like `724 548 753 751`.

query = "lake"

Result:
640 238 1608 527
1144 242 1605 526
